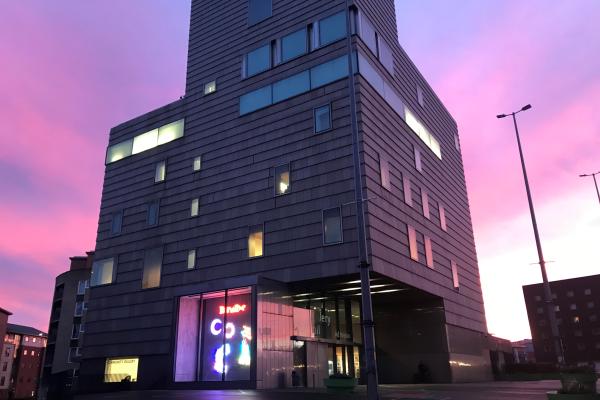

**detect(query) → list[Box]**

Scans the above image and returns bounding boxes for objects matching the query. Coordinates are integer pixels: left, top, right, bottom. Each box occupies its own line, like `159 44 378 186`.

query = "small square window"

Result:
554 305 560 312
414 147 422 172
90 258 115 287
155 161 166 183
537 307 544 314
248 224 264 258
588 301 595 309
421 190 430 219
570 304 577 310
535 295 542 302
275 164 291 195
204 80 217 95
187 249 196 269
111 211 123 235
147 200 160 226
191 198 199 217
314 105 332 133
567 291 574 298
193 156 202 171
323 207 343 245
585 289 592 295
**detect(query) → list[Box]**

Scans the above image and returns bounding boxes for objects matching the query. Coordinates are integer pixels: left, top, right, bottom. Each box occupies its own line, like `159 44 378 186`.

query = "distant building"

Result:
487 335 515 375
0 308 11 358
523 274 600 369
512 339 535 364
0 324 47 400
40 253 93 400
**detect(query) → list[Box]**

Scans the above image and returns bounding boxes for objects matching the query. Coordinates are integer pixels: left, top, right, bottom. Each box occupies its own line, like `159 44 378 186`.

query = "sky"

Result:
0 1 598 342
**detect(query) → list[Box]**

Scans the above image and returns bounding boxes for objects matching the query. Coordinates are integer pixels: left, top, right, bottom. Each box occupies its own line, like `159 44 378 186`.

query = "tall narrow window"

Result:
155 161 166 182
142 247 163 289
191 198 199 217
454 133 460 151
451 261 460 289
314 104 332 133
439 204 447 231
147 200 160 226
323 208 343 244
403 176 412 206
379 155 390 190
111 211 123 235
407 226 419 261
417 86 425 107
275 164 291 195
248 0 272 25
421 190 430 219
193 156 202 171
281 28 307 62
187 249 196 270
90 258 115 287
424 236 434 269
204 80 217 95
248 225 264 258
414 147 422 172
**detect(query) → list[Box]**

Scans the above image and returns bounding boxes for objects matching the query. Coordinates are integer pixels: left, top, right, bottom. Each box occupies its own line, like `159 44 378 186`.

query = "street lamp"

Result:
497 104 565 365
579 172 600 204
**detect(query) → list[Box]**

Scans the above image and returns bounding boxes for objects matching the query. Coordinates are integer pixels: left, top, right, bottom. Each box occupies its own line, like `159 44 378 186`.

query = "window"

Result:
273 71 310 103
537 307 544 314
23 350 28 356
403 176 412 206
439 204 447 231
314 104 332 133
155 161 166 183
378 37 394 74
204 80 217 95
248 0 271 25
379 155 390 190
132 129 158 155
535 295 542 302
90 258 115 287
567 291 574 297
588 301 595 309
570 304 577 310
275 164 291 195
323 208 343 245
417 86 425 107
585 289 592 295
77 280 88 295
574 330 583 337
72 324 81 339
554 305 560 312
74 302 84 317
191 198 199 217
421 190 430 219
240 85 272 115
248 225 264 257
407 226 419 261
105 139 133 164
104 357 139 383
454 133 460 151
414 147 422 172
281 28 307 62
111 211 123 235
187 249 196 270
424 236 434 268
193 156 202 171
318 12 347 47
451 261 460 289
358 12 377 54
310 55 348 89
147 200 160 226
246 44 271 77
142 247 163 289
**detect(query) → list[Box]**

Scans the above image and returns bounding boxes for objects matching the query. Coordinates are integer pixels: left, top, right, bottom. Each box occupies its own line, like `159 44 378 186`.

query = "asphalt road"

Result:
76 381 565 400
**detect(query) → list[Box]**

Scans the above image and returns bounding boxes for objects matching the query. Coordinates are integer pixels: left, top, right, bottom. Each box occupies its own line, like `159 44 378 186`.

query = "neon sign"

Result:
209 318 235 339
218 304 247 315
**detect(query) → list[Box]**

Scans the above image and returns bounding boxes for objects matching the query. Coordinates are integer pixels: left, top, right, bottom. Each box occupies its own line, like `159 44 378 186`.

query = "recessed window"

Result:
403 176 412 206
439 204 447 231
585 288 592 295
90 258 115 287
570 304 577 310
275 164 291 196
417 86 425 107
323 207 343 245
155 160 166 183
318 12 347 47
246 44 271 77
104 357 139 383
407 226 418 261
421 190 430 219
248 0 272 25
187 249 196 270
204 80 217 95
191 198 199 217
414 147 422 172
248 225 264 258
424 236 434 269
193 156 202 171
314 104 332 133
379 155 390 191
142 247 163 289
147 200 160 226
281 28 307 62
111 211 123 235
451 261 460 289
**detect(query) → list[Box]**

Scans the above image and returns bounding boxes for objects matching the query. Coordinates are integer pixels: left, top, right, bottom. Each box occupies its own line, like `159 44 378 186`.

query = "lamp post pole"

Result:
497 105 564 365
579 172 600 204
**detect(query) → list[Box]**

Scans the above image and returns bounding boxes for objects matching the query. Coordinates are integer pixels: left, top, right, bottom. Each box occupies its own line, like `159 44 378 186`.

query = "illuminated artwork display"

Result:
104 357 139 383
201 288 252 382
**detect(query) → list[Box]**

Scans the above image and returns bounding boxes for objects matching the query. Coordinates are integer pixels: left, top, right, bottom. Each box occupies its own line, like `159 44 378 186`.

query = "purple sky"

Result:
0 1 598 341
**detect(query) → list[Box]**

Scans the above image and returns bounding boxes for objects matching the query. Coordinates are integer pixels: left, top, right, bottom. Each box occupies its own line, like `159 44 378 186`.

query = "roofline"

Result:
0 307 12 316
523 273 600 289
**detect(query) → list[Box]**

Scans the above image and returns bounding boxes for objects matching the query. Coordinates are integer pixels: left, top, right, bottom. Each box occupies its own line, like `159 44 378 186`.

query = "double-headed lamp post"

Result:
496 104 564 365
579 172 600 204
